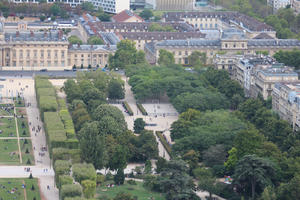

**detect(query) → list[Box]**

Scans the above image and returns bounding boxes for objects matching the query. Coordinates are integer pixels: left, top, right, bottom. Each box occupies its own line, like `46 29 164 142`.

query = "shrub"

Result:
73 163 96 183
60 184 82 200
122 101 133 116
37 87 56 99
58 98 67 110
39 96 58 115
96 174 105 185
136 103 148 115
127 180 137 185
52 148 81 163
82 180 96 198
54 160 71 186
58 175 73 189
35 78 53 89
27 159 31 165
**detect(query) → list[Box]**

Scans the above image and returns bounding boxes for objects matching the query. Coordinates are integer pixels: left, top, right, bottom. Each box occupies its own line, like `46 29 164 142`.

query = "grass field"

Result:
17 117 30 137
0 178 41 200
0 117 16 137
96 181 165 200
14 99 25 108
16 108 27 117
20 139 34 166
0 139 20 165
0 104 14 116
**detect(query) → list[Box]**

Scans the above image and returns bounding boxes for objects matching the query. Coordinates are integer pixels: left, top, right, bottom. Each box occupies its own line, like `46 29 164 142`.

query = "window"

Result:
27 50 30 58
47 50 51 58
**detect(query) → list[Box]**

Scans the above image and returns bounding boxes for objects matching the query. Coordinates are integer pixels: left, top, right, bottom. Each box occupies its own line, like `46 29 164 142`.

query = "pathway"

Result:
13 104 22 164
0 77 59 200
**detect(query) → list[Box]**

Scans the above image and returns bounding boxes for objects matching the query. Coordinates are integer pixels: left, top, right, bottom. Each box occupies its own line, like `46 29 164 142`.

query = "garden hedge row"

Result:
137 103 148 115
39 96 58 116
59 109 75 139
72 163 96 183
60 184 82 200
155 131 172 158
122 101 133 116
54 160 71 186
58 175 73 189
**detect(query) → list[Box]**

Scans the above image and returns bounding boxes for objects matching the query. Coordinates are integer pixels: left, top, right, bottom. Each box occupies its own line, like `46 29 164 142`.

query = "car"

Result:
64 69 71 71
72 68 77 71
40 69 47 72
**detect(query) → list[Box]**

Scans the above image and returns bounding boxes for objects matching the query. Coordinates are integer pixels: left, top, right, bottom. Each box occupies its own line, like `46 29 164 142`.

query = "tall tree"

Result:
158 49 175 66
233 155 276 200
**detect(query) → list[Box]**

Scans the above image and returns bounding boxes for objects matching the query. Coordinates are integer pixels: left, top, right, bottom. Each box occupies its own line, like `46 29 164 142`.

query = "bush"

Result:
58 98 68 110
35 78 53 89
54 160 71 186
58 175 73 189
60 184 82 200
73 163 96 183
96 174 105 185
136 103 148 115
39 96 58 114
37 87 56 99
52 148 81 163
122 101 133 116
127 180 137 185
82 180 96 198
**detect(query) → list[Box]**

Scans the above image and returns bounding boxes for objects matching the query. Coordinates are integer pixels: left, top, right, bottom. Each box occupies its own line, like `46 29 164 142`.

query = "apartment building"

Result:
9 0 130 13
292 0 300 13
273 82 300 129
268 0 291 10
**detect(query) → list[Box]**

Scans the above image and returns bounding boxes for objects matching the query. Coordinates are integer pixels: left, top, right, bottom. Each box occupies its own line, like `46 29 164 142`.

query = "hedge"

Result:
122 101 133 116
35 78 53 89
73 163 96 183
137 103 148 115
44 112 65 132
59 109 76 138
39 96 58 115
52 148 81 163
58 175 73 189
65 197 91 200
54 160 71 186
60 184 82 200
37 87 56 99
155 131 172 158
58 98 68 110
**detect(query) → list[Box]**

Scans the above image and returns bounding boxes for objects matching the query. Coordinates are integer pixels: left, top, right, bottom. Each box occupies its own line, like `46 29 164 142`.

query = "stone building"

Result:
272 82 300 129
156 0 195 10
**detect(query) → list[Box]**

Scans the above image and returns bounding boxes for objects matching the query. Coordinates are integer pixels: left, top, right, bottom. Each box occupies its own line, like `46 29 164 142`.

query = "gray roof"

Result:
100 32 120 45
248 39 300 47
156 39 220 47
69 44 117 52
4 31 67 42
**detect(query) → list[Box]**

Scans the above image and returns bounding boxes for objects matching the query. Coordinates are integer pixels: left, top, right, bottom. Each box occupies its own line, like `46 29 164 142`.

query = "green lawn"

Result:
0 178 41 200
14 99 25 108
0 139 20 165
0 104 14 116
0 117 16 137
20 139 34 166
96 181 165 200
17 117 30 137
16 108 27 117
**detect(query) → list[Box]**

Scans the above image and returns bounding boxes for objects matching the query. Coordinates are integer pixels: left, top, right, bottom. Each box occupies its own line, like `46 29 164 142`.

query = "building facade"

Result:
268 0 291 10
273 82 300 129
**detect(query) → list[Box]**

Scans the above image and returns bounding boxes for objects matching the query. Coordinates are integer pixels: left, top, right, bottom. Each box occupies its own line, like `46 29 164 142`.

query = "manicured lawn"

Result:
0 104 14 116
0 117 16 137
0 139 20 165
14 99 25 108
96 181 165 200
0 178 41 200
20 139 34 166
17 117 30 137
16 108 27 117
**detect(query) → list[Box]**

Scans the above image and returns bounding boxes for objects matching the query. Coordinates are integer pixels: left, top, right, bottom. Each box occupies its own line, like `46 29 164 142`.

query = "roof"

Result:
69 44 117 52
112 10 144 22
156 39 221 47
117 31 205 40
248 39 300 47
253 33 274 39
4 31 67 42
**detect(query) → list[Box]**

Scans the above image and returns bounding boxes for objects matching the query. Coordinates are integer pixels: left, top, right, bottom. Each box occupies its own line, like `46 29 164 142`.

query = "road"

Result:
0 77 59 200
0 70 76 78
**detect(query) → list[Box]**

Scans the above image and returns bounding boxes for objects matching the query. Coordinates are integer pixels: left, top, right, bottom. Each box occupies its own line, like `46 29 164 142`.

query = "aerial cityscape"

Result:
0 0 300 199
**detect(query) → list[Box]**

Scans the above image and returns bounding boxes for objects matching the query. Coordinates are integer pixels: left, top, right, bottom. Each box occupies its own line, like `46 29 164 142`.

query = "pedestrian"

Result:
47 185 50 190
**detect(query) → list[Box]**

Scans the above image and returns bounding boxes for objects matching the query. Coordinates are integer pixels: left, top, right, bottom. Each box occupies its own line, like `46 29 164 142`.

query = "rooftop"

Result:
112 10 144 22
69 44 117 51
117 31 205 40
4 31 67 42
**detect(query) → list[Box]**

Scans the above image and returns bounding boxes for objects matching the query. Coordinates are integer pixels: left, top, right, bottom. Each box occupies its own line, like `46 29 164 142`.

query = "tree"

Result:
224 147 238 174
78 122 108 170
157 160 198 200
233 155 276 200
259 186 277 200
50 3 61 16
277 173 300 200
194 168 217 200
188 51 206 67
158 49 175 66
108 145 127 171
109 40 144 69
133 118 145 134
81 2 95 12
108 79 125 99
182 150 199 171
87 36 104 45
156 157 167 173
81 180 96 198
114 169 125 185
68 35 82 45
40 15 46 22
93 104 127 132
203 144 227 167
144 160 152 174
139 9 153 20
234 127 264 159
64 79 82 103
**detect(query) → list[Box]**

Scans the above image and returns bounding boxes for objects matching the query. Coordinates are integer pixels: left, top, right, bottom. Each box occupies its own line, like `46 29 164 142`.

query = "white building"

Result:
9 0 130 14
268 0 291 10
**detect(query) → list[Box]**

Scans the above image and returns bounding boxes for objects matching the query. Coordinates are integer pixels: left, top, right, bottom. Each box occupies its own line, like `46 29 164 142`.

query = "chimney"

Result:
44 31 47 38
30 31 34 37
16 31 19 37
58 30 63 39
77 43 80 48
